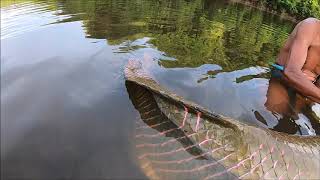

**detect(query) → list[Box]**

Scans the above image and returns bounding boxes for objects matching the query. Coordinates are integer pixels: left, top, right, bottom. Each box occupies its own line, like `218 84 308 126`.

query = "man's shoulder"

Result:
299 18 320 29
303 17 319 21
295 18 319 39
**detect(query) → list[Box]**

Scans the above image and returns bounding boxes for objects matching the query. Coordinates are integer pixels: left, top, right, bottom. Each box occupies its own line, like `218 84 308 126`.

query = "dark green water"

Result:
1 0 319 179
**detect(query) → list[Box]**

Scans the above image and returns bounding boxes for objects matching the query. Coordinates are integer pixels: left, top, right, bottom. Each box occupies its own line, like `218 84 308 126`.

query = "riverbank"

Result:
2 0 319 21
231 0 320 21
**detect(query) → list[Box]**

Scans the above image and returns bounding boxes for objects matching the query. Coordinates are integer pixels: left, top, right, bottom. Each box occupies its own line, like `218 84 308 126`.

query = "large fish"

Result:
125 59 320 180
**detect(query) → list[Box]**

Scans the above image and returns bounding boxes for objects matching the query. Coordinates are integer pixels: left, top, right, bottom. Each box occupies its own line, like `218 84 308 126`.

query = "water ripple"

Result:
1 2 71 39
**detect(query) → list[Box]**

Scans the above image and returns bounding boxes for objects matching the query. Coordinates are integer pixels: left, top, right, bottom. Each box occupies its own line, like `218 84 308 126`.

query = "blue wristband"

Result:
270 63 284 71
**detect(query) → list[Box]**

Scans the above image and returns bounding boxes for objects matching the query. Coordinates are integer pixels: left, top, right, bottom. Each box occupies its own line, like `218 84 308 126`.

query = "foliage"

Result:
248 0 320 19
2 0 296 73
150 1 293 72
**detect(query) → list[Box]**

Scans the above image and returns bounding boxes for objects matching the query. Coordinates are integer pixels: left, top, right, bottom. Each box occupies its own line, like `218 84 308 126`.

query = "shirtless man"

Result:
276 18 320 102
264 18 320 135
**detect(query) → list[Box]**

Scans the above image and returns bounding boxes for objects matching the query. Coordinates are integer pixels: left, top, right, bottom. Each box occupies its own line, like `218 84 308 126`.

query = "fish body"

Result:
125 59 320 180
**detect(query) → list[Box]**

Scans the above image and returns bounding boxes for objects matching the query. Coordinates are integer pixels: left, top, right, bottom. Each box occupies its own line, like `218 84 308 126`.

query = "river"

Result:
1 0 319 179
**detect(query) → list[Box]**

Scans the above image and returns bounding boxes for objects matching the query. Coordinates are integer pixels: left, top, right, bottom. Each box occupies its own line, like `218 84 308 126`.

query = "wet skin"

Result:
276 18 320 102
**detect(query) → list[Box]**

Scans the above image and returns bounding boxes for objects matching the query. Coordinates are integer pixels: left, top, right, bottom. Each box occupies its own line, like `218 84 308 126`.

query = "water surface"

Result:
1 0 319 179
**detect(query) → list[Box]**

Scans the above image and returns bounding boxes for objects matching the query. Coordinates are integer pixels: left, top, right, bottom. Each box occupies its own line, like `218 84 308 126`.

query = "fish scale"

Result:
125 59 320 180
128 82 235 179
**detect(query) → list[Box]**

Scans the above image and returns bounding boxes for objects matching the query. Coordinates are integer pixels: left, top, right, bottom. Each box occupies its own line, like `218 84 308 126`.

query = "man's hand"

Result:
307 80 320 103
307 95 320 103
302 69 318 82
282 71 320 103
315 78 320 87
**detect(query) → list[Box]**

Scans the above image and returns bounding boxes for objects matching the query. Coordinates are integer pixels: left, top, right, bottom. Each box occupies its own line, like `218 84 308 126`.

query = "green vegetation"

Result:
50 0 293 71
2 0 296 73
1 0 24 7
244 0 320 19
49 0 294 72
148 1 294 72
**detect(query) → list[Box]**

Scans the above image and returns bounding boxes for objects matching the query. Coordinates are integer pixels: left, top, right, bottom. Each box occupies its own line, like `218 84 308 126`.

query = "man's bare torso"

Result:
277 18 320 81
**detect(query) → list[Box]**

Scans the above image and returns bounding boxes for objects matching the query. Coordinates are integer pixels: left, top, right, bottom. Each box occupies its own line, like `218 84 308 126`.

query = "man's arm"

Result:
283 23 320 102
